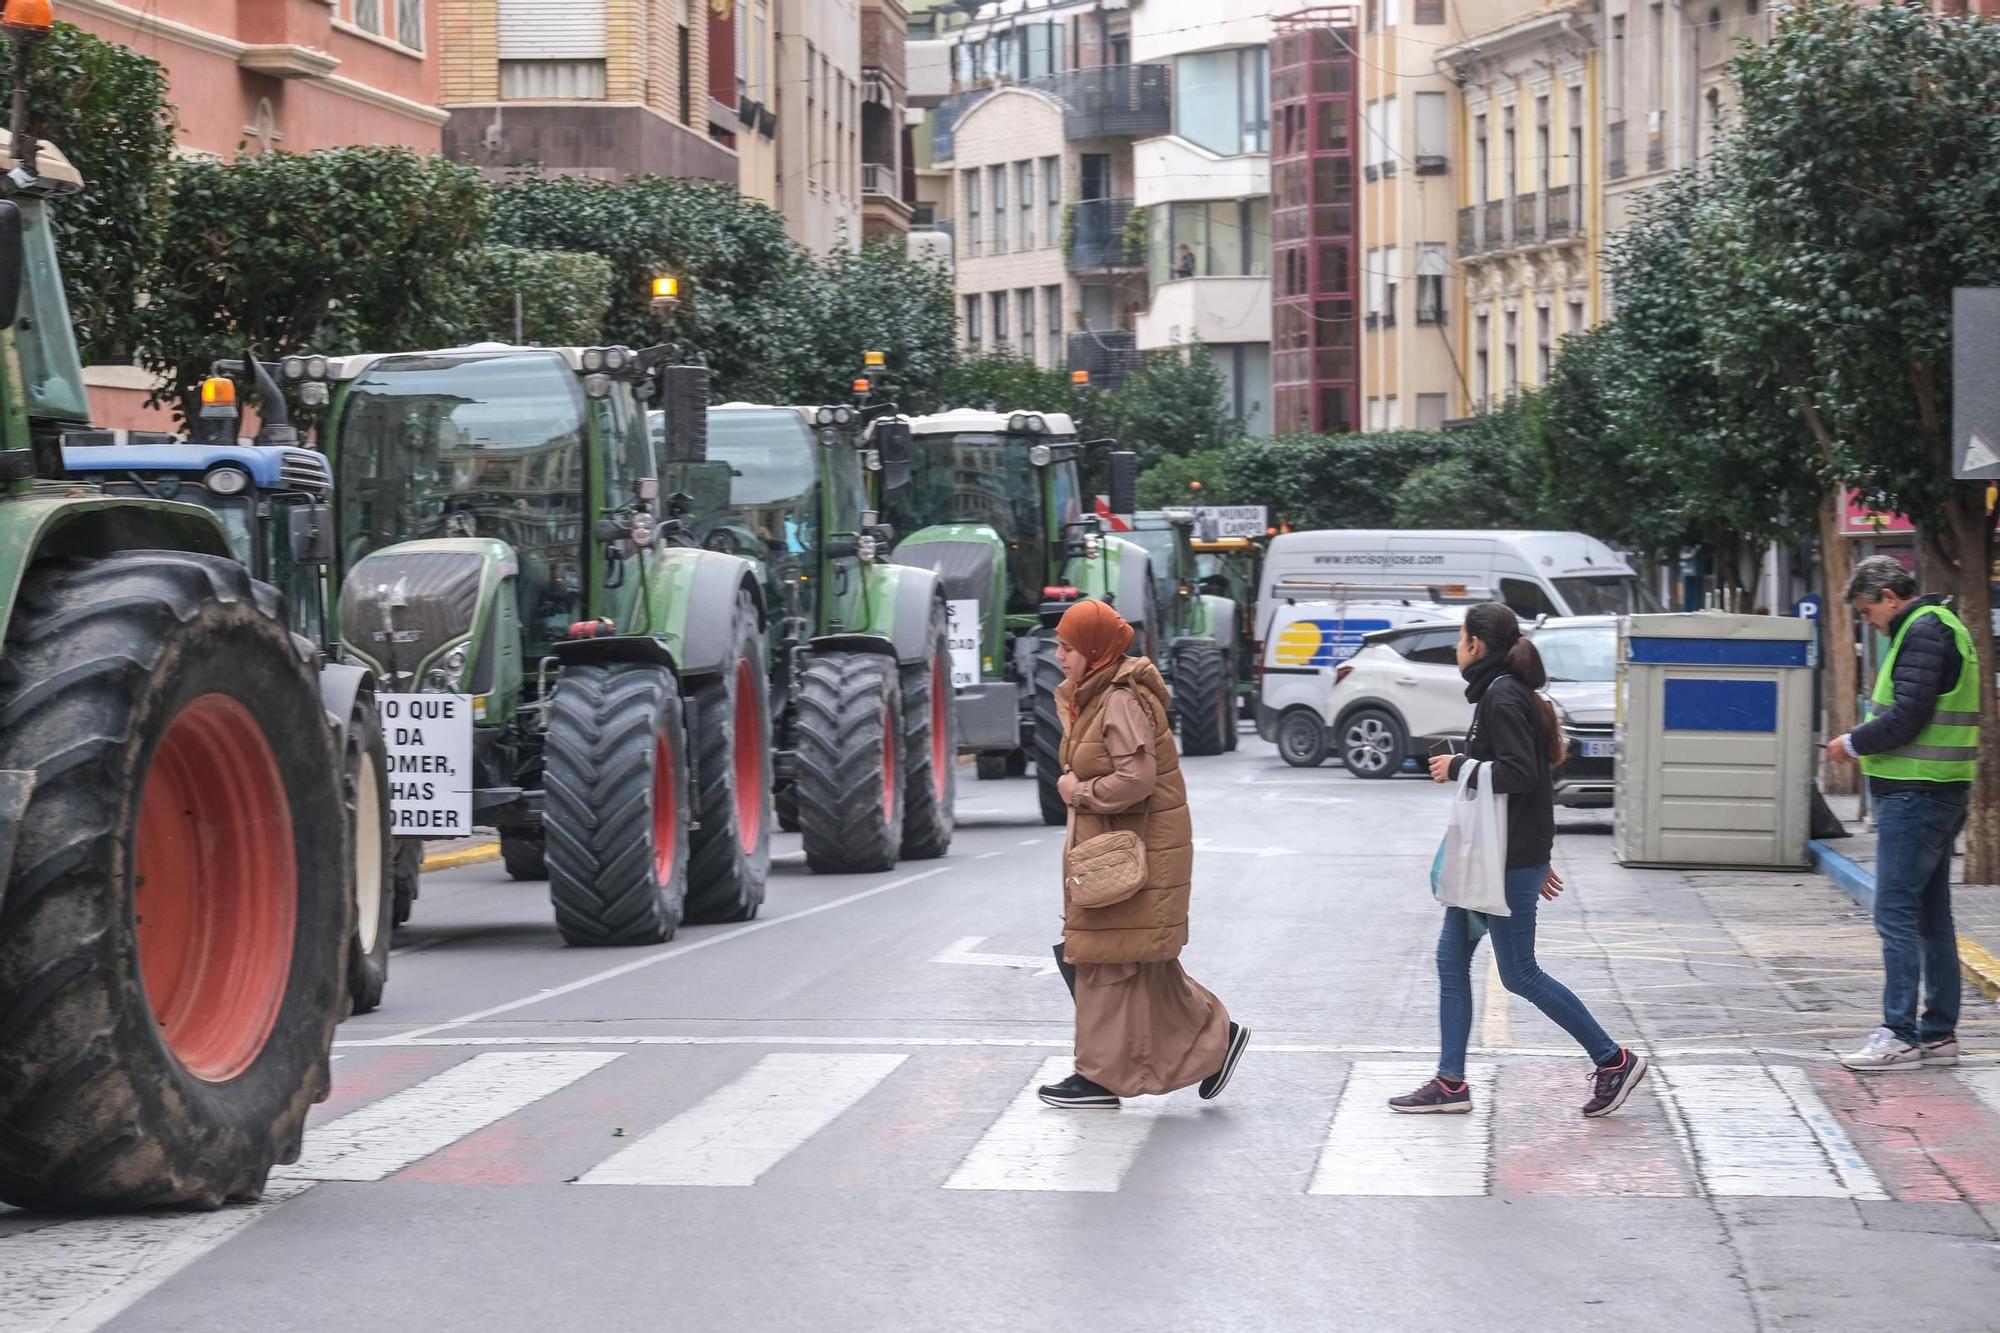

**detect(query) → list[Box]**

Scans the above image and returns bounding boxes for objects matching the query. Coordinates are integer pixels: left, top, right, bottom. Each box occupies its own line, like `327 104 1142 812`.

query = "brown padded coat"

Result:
1057 656 1192 964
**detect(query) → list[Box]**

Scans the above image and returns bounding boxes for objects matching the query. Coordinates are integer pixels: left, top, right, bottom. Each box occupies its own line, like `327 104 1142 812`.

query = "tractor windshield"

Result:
882 431 1049 613
705 408 818 555
1125 525 1181 614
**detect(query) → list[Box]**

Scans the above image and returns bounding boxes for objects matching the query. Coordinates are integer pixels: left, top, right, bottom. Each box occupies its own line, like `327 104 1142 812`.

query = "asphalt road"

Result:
8 733 2000 1332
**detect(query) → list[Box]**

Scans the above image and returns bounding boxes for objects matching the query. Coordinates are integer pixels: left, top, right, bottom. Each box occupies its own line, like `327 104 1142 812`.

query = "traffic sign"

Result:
1794 594 1820 621
1951 288 2000 479
1194 505 1268 538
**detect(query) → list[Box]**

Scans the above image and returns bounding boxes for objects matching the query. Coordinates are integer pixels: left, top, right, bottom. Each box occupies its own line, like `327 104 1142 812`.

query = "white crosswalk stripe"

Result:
276 1050 620 1182
577 1053 909 1187
1654 1064 1886 1200
1310 1061 1497 1196
944 1055 1168 1192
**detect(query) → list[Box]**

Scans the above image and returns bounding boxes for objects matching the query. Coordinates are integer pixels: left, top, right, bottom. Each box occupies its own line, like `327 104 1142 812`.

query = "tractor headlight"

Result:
630 510 658 547
603 346 631 371
300 381 330 407
857 534 877 562
1028 444 1052 467
1008 413 1029 433
440 644 469 678
1026 414 1046 433
206 466 249 496
584 373 613 399
863 449 883 472
306 355 329 379
833 405 855 425
281 355 306 381
582 348 606 372
1083 532 1103 558
814 406 836 426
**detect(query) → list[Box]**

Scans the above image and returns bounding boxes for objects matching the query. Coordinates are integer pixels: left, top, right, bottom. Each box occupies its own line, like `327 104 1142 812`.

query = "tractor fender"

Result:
1103 536 1154 623
552 634 681 674
0 495 232 651
1197 594 1239 663
318 663 377 746
863 561 945 666
639 546 762 679
810 632 896 659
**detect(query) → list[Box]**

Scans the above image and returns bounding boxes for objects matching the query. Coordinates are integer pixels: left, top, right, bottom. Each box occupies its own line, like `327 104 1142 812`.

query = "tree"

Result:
778 237 957 406
140 147 489 420
1715 3 2000 871
1223 431 1457 533
1393 396 1544 530
452 245 614 348
930 349 1072 415
1098 343 1242 469
11 22 177 365
1137 448 1232 509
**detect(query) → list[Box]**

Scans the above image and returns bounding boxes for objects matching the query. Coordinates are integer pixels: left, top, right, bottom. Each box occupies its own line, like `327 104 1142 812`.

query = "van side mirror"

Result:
0 201 24 331
1108 450 1139 517
874 419 912 491
288 502 336 565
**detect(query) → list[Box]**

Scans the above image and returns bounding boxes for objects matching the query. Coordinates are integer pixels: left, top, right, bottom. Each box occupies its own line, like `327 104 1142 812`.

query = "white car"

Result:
1255 601 1463 766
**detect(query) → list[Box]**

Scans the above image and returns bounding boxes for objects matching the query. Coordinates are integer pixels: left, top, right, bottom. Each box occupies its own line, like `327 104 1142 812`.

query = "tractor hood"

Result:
341 538 516 691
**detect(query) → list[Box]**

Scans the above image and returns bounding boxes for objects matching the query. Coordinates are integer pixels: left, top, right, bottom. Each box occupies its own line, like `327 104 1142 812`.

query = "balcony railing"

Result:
1514 192 1537 244
1646 139 1666 172
1068 330 1143 391
1457 206 1476 257
1067 198 1144 270
1606 120 1626 180
1546 185 1573 238
861 162 894 196
930 64 1171 161
1481 199 1503 250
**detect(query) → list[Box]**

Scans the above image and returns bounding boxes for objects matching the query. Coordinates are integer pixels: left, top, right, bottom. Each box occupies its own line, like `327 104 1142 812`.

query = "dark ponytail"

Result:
1464 602 1566 767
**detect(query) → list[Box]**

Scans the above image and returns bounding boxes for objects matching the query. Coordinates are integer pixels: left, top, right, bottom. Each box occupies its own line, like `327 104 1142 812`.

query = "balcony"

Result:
1457 206 1476 257
1514 192 1538 244
861 162 896 197
1068 330 1143 392
1066 198 1144 271
1606 121 1626 180
930 64 1171 162
1546 185 1573 239
1482 199 1503 250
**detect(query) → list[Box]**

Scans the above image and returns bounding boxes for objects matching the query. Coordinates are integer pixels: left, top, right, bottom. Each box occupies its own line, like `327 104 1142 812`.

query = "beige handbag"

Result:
1064 829 1147 908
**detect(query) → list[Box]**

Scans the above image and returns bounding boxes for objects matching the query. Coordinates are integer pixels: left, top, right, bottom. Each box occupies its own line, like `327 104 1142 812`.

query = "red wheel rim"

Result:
653 733 677 883
929 656 949 800
881 702 896 819
731 660 763 853
135 694 297 1083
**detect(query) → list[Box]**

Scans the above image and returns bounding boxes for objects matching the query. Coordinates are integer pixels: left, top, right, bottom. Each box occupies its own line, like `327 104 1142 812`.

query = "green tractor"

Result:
875 407 1151 826
686 401 955 872
1125 508 1241 756
1190 532 1264 719
0 13 349 1210
301 340 773 944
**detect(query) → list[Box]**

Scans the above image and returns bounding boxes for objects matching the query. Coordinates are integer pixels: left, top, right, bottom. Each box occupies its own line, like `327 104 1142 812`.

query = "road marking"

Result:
369 865 951 1044
1654 1065 1886 1199
975 850 1004 860
932 936 1061 974
1191 838 1300 858
0 1180 312 1333
421 842 500 872
1309 1061 1495 1196
577 1053 908 1187
1481 949 1510 1049
1019 838 1045 846
276 1051 618 1182
1960 1067 2000 1123
944 1056 1166 1192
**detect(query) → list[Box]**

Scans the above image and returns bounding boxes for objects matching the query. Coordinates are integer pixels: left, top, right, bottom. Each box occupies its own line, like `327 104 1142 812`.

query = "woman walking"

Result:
1038 598 1250 1109
1390 603 1649 1118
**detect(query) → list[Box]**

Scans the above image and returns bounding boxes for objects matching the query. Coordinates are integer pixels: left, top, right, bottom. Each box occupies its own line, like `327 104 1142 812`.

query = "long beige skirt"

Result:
1073 960 1231 1097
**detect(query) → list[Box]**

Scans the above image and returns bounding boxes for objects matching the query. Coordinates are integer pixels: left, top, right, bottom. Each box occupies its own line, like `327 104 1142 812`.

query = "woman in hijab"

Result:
1039 598 1249 1109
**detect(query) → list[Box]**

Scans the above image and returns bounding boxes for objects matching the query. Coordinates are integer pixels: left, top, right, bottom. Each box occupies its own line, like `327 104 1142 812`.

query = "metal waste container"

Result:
1613 612 1815 869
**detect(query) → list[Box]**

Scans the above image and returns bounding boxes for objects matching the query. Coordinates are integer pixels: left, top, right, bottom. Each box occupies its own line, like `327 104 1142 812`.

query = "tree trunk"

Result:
1818 490 1860 797
1945 487 1997 885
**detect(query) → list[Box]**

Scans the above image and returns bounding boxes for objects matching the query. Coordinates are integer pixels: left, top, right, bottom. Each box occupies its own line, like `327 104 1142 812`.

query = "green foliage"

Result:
139 146 489 419
1059 203 1077 258
1120 205 1149 257
13 22 176 364
931 348 1072 414
778 237 958 406
1392 398 1543 530
1137 448 1231 509
1100 343 1243 468
451 244 614 348
1222 431 1457 532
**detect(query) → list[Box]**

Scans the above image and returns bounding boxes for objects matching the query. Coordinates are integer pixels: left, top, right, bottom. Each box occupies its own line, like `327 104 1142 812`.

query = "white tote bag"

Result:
1435 760 1511 916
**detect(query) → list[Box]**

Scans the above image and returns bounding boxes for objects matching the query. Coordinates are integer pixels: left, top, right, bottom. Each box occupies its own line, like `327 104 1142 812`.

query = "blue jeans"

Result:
1872 788 1969 1045
1436 863 1621 1079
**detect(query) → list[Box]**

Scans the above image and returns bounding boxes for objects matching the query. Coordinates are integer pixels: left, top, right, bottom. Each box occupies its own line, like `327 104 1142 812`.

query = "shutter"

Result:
498 0 606 60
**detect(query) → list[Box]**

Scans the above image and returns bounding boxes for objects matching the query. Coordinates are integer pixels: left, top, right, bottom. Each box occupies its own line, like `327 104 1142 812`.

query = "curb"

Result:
1809 838 2000 1001
421 841 501 872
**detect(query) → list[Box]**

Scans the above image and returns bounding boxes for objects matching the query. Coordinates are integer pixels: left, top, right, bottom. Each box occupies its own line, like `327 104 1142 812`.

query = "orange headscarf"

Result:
1057 599 1134 717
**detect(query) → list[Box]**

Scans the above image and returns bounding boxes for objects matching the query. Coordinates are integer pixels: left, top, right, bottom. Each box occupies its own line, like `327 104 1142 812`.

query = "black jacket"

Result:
1447 667 1557 871
1849 596 1970 797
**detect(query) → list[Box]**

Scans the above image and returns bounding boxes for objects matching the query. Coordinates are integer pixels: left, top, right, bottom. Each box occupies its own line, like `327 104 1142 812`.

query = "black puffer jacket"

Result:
1446 662 1556 871
1849 595 1969 796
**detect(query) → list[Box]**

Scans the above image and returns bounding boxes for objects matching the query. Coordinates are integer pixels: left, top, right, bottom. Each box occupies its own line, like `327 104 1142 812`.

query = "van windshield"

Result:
1553 575 1660 615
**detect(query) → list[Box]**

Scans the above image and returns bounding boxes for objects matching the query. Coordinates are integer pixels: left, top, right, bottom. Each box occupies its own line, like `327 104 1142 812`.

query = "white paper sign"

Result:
1194 505 1268 539
945 599 981 689
379 693 474 837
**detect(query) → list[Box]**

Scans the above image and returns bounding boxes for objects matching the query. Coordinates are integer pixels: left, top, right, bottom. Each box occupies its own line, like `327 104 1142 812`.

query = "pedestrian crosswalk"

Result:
278 1046 2000 1204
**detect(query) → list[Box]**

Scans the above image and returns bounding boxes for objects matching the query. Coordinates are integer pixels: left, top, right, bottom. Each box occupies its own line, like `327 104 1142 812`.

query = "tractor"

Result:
874 405 1152 826
1124 508 1240 756
685 401 955 873
60 395 396 1014
1190 531 1265 719
0 3 349 1210
299 339 773 944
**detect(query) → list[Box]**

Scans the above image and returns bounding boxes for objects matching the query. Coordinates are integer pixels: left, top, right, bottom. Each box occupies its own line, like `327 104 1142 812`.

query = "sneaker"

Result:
1841 1027 1922 1072
1582 1049 1650 1118
1199 1022 1251 1101
1038 1073 1119 1108
1388 1076 1472 1114
1921 1036 1961 1067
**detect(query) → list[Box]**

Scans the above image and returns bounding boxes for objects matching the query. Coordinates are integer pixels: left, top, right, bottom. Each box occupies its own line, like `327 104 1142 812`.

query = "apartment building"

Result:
1438 2 1597 411
860 0 914 238
776 0 864 252
736 0 781 210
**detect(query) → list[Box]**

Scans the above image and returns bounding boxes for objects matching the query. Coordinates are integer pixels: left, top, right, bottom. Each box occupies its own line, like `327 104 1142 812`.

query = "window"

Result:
1536 304 1551 382
501 60 607 98
1535 95 1549 194
396 0 424 49
1704 87 1722 153
965 295 982 346
1474 114 1488 202
1364 248 1384 323
992 292 1008 345
1475 312 1490 407
754 1 768 99
1569 296 1586 333
1568 85 1584 199
1416 244 1446 324
1504 308 1519 394
1500 579 1559 620
1173 47 1269 155
1043 157 1060 246
1363 99 1382 174
1398 628 1462 667
1016 289 1035 360
1380 95 1398 173
1381 246 1399 327
1147 198 1272 284
1416 393 1448 429
1611 17 1626 115
1650 2 1666 114
1045 286 1063 359
1386 396 1401 429
1502 105 1516 202
963 169 981 256
678 13 692 125
1384 0 1399 25
1018 161 1035 249
990 165 1008 253
1414 92 1447 166
1415 0 1444 22
1366 396 1383 431
1316 99 1349 152
355 0 382 32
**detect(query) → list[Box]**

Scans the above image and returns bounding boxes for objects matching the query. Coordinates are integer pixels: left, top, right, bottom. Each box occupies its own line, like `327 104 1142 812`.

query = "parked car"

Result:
1256 602 1463 767
1533 616 1619 808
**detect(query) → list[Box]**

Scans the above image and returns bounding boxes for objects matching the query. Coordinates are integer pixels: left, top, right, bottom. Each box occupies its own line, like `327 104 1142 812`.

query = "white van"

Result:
1254 599 1463 755
1255 530 1658 650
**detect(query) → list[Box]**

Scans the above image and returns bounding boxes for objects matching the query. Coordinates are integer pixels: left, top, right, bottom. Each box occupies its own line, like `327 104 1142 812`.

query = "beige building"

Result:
777 0 864 252
737 0 782 211
1438 2 1598 411
860 0 914 238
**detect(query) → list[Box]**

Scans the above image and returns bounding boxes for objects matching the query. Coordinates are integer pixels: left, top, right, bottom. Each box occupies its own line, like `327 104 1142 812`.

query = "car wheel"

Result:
1341 708 1407 779
1276 709 1328 768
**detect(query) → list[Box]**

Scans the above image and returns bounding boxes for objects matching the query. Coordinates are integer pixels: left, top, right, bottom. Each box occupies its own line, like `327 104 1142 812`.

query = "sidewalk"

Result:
1808 792 2000 998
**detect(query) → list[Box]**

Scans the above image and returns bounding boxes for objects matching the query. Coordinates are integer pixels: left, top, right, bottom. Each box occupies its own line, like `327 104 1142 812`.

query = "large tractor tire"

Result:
1174 640 1231 758
0 552 347 1211
544 663 691 946
686 594 771 923
344 701 395 1016
390 837 421 926
1031 634 1067 827
796 651 905 873
899 599 956 860
500 830 546 880
775 781 800 832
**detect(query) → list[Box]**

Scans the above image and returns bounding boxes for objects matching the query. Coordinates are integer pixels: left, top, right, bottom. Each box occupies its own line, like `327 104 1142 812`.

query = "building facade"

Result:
438 0 738 187
776 0 864 252
735 0 782 210
1438 2 1598 411
860 0 914 238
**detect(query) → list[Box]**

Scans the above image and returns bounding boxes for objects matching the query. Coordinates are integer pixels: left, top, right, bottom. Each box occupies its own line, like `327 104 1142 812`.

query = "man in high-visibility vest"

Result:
1828 556 1982 1072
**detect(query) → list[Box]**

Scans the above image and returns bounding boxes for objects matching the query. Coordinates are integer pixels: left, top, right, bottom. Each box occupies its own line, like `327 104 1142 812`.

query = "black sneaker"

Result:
1388 1076 1472 1114
1038 1073 1119 1108
1582 1049 1650 1118
1199 1022 1251 1100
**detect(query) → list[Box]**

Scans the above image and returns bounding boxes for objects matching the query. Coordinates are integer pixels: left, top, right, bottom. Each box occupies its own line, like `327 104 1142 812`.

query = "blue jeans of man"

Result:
1871 788 1969 1045
1436 863 1620 1080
